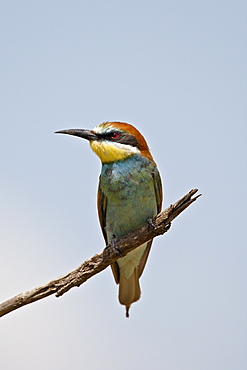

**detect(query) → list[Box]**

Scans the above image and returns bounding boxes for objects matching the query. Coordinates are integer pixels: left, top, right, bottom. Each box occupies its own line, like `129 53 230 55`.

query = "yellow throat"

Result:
90 140 139 163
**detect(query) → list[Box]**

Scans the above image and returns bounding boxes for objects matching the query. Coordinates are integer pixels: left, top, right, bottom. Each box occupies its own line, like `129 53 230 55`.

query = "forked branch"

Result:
0 189 201 318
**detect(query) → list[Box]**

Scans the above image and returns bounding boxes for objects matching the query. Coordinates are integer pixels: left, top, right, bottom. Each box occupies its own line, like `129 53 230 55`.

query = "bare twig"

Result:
0 189 201 318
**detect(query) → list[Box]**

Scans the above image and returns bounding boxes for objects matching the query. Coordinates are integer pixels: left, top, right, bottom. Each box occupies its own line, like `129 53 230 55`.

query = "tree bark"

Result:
0 189 201 318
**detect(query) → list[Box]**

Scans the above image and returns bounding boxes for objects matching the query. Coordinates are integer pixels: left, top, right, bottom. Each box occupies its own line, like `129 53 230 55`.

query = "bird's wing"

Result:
152 168 163 214
97 179 120 283
97 177 108 244
137 168 163 277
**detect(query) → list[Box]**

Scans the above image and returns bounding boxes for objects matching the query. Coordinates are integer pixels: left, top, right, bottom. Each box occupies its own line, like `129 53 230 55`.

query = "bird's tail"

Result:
118 268 141 318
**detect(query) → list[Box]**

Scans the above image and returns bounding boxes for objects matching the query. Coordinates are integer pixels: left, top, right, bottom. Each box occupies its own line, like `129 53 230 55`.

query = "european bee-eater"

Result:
56 122 162 317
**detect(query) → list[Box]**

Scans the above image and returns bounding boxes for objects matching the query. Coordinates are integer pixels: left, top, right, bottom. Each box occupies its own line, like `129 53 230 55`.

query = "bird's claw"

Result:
109 235 122 257
147 217 156 229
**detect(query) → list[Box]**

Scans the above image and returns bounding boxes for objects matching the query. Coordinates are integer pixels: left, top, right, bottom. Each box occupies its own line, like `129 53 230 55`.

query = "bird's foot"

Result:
108 235 122 257
146 217 156 229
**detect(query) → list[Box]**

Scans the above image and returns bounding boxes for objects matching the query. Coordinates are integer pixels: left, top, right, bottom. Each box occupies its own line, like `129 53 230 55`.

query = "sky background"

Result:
0 1 246 369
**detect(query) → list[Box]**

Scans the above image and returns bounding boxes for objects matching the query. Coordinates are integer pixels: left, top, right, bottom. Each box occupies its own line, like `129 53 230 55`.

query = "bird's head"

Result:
55 122 154 163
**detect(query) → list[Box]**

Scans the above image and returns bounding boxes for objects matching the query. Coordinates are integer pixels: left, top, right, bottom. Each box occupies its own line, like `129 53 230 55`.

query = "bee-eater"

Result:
56 122 162 317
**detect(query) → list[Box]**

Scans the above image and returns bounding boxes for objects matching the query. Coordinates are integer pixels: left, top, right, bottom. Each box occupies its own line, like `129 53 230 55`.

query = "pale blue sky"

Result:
0 1 246 369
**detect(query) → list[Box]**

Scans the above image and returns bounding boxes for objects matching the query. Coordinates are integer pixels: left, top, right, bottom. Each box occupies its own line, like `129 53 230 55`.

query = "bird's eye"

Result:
111 132 119 139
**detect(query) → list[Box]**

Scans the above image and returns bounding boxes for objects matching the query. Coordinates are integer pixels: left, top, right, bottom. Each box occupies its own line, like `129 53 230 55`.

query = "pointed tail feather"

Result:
118 268 141 317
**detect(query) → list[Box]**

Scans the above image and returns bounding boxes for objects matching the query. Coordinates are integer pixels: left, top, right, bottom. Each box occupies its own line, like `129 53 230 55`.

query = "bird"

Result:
55 122 163 317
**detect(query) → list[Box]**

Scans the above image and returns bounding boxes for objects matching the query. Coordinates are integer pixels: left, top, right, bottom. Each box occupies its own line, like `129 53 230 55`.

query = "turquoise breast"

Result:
99 154 158 240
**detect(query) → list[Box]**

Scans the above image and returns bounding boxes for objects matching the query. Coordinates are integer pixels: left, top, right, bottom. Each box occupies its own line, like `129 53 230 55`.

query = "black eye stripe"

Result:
98 132 138 147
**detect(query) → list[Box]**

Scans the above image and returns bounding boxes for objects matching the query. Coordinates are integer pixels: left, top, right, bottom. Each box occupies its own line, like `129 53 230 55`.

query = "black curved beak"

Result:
55 129 98 141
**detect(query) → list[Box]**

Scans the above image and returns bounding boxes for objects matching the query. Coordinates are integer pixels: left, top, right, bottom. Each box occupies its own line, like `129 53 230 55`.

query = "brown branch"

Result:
0 188 201 318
